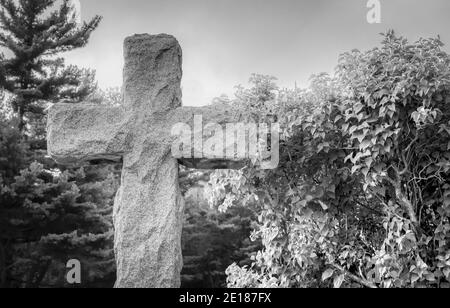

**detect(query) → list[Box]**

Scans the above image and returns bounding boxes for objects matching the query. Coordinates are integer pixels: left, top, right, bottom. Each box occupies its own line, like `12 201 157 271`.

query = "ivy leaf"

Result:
322 269 334 281
360 139 372 151
344 153 354 163
354 103 364 114
361 167 370 177
349 126 358 135
443 268 450 279
298 200 308 208
365 157 374 168
333 274 345 288
318 200 329 211
411 274 420 284
352 152 364 163
380 96 390 106
342 123 350 133
351 165 361 174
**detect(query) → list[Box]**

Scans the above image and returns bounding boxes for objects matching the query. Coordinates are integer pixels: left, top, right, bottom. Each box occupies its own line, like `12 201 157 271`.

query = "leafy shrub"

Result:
211 32 450 288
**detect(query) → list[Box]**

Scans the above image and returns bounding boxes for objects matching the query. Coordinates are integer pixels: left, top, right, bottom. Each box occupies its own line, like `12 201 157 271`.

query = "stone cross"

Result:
47 34 277 288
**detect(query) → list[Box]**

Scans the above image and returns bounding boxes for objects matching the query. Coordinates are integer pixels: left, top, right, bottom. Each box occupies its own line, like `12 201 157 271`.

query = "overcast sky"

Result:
64 0 450 106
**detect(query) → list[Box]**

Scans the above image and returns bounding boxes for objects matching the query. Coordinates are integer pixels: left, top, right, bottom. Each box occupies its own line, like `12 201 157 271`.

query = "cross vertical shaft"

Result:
113 34 184 288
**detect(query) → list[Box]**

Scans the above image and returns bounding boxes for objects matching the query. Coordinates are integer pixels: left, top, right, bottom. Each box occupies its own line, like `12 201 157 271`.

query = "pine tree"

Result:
0 138 119 287
0 101 119 288
0 0 117 288
0 0 101 131
0 161 118 287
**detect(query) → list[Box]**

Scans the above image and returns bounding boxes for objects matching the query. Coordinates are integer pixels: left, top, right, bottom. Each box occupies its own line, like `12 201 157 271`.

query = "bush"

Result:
212 32 450 288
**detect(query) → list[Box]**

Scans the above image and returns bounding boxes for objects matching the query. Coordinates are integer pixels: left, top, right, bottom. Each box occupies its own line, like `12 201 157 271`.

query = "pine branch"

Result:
0 0 102 129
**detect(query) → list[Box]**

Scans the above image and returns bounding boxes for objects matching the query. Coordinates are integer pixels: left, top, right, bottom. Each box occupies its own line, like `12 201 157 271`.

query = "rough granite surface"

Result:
47 34 248 288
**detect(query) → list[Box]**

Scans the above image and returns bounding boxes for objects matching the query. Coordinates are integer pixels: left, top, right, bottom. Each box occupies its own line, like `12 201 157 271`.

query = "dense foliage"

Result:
214 32 450 288
0 131 118 287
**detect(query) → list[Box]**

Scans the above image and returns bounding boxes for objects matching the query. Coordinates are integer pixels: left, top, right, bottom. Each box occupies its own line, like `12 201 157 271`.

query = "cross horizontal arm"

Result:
169 104 253 169
47 103 129 165
170 104 244 125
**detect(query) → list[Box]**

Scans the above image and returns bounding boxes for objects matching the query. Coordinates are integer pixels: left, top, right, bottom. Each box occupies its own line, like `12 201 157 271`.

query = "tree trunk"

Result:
18 107 26 133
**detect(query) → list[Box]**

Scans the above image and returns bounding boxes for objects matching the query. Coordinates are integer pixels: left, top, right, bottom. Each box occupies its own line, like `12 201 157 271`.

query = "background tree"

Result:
0 0 117 288
179 167 261 288
87 86 123 107
0 0 101 131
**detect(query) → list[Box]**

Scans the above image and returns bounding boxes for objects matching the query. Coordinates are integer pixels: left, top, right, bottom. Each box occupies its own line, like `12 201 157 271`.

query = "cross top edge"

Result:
123 33 183 113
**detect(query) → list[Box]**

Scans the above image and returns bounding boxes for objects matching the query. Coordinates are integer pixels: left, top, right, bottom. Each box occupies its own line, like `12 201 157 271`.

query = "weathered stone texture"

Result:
47 34 248 288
